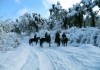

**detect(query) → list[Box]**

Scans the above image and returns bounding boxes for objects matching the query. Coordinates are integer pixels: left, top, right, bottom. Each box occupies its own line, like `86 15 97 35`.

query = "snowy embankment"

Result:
61 27 100 47
0 42 100 70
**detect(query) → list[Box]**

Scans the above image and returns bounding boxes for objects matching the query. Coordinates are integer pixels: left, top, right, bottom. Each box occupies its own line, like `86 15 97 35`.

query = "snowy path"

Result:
21 46 39 70
0 44 29 70
0 43 100 70
30 47 56 70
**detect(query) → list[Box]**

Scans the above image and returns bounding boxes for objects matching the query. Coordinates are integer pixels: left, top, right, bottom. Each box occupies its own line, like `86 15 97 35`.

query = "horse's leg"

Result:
31 41 33 46
62 41 64 46
49 42 51 47
41 42 43 47
36 41 37 45
66 43 67 46
59 41 60 46
40 43 42 47
62 39 63 46
35 40 37 45
40 40 41 47
63 39 65 47
29 42 31 45
62 39 64 47
36 38 38 45
40 40 43 47
63 40 65 47
64 42 65 47
36 39 38 45
66 41 67 46
57 43 59 47
57 42 60 47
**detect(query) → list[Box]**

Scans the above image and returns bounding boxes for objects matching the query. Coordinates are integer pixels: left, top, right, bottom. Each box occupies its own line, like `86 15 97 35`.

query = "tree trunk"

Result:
90 10 95 27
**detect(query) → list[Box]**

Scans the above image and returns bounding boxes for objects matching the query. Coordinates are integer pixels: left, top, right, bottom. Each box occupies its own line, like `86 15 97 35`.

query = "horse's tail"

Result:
29 39 31 45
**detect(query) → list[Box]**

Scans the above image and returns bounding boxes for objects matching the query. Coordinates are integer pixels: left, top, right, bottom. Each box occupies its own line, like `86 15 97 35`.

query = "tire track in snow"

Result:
43 48 86 70
53 48 87 66
58 47 100 69
38 48 57 70
0 46 29 70
21 46 39 70
31 47 55 70
43 48 71 70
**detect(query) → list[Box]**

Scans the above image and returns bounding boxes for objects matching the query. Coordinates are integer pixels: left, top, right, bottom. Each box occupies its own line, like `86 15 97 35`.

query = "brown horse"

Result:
29 37 40 45
40 35 51 47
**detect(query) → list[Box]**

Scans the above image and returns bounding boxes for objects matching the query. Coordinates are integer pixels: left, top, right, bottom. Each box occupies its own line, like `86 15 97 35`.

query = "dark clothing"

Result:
55 32 60 46
45 32 48 39
45 32 51 46
62 33 68 46
34 34 36 39
62 33 66 38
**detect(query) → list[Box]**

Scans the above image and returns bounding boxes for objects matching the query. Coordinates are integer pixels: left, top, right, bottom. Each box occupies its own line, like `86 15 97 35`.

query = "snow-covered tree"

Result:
93 0 100 7
48 2 68 30
0 19 15 33
80 0 100 27
13 12 46 35
67 3 84 28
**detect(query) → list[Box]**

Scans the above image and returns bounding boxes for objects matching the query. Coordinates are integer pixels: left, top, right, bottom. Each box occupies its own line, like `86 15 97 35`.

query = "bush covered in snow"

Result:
66 27 100 47
0 28 20 51
0 20 21 51
0 19 15 33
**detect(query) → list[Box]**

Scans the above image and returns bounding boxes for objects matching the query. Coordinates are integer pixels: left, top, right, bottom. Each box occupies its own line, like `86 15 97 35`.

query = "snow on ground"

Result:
0 38 100 70
0 43 29 70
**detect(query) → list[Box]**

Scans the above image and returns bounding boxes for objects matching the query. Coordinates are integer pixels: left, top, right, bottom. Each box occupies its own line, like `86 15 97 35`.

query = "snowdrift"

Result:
66 27 100 47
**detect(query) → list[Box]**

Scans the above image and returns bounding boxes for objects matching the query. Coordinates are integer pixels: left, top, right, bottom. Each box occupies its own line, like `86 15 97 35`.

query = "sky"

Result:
0 0 81 20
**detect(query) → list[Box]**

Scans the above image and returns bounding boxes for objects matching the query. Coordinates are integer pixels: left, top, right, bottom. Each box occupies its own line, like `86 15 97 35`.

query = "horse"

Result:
40 35 51 47
29 37 40 45
54 32 60 47
61 37 68 46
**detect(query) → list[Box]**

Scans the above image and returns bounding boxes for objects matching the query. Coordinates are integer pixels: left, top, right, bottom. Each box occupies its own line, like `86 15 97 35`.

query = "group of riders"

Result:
29 32 68 47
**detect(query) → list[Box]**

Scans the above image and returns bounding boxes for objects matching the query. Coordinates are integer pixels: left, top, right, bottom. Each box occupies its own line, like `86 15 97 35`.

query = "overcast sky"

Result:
0 0 81 20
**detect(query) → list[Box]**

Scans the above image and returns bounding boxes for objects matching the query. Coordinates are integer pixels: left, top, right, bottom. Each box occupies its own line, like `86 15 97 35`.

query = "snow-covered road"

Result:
0 43 100 70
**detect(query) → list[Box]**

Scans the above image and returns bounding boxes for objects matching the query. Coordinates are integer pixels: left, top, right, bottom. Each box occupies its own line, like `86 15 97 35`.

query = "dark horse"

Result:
61 33 68 46
55 32 60 47
40 34 51 47
29 37 40 45
61 37 68 46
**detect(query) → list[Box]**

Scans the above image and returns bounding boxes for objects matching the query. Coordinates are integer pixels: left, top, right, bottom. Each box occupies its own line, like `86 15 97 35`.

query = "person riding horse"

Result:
29 33 39 45
62 32 68 46
40 32 51 47
55 32 60 47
